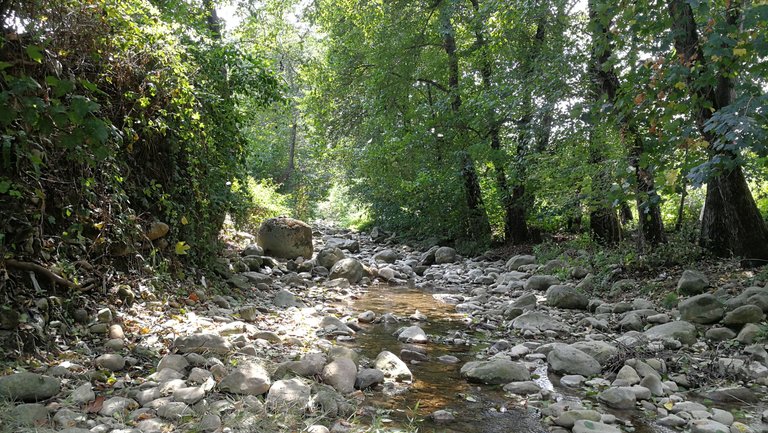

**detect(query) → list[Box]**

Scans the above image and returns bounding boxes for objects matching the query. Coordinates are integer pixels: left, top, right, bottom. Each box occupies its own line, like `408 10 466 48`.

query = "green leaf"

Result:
0 180 11 194
25 45 44 63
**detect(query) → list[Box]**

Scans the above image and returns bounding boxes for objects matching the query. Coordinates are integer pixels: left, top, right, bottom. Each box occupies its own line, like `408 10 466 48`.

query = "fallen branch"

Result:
5 259 80 289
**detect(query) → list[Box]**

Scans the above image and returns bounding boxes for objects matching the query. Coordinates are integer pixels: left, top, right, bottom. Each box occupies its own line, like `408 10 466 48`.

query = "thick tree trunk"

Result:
667 0 768 260
279 117 297 185
440 3 491 240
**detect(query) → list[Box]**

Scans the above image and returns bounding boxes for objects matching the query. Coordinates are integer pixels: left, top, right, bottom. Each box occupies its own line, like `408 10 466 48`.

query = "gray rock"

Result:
554 410 602 428
324 237 360 252
640 374 664 396
524 275 559 291
322 358 357 394
12 403 49 426
0 373 60 402
546 285 588 310
510 293 538 309
679 294 725 324
173 334 231 354
53 408 85 428
241 271 273 285
273 289 302 308
597 387 636 409
506 255 536 271
613 365 640 386
548 345 601 376
99 396 138 416
95 354 125 371
711 408 734 426
706 327 737 341
373 249 398 263
317 247 345 269
677 270 709 295
329 258 364 284
172 386 205 404
644 321 697 345
737 323 762 344
502 381 541 395
434 247 457 264
511 311 567 333
219 361 271 395
431 409 456 424
460 359 530 385
374 351 412 381
157 354 189 373
397 325 428 343
198 414 222 433
355 368 385 389
242 244 264 256
69 383 95 405
658 415 687 427
560 375 585 388
572 420 622 433
723 304 764 325
238 305 261 321
266 378 311 410
156 401 192 420
257 217 313 259
690 419 731 433
540 259 568 274
570 341 619 366
358 311 376 323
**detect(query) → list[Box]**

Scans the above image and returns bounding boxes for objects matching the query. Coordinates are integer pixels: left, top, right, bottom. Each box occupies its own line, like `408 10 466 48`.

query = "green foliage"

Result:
316 183 372 230
231 177 293 232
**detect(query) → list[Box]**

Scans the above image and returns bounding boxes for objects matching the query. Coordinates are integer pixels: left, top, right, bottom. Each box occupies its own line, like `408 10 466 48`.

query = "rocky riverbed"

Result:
1 219 768 433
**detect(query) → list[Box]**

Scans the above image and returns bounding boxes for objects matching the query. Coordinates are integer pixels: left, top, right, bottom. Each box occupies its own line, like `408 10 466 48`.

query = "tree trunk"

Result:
629 134 666 247
667 0 768 260
440 3 491 240
279 116 297 185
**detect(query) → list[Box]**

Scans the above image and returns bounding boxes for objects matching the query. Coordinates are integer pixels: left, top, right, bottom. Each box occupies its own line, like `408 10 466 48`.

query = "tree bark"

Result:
667 0 768 260
440 3 491 240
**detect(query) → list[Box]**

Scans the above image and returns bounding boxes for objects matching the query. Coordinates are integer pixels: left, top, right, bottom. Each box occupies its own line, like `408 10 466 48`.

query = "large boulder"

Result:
329 258 364 284
0 373 60 402
546 285 588 310
644 321 697 345
547 345 601 376
317 247 345 269
570 341 619 367
723 305 764 326
506 255 536 271
679 294 725 324
257 217 313 259
460 359 530 385
677 270 709 295
374 351 412 381
321 358 357 394
434 247 457 264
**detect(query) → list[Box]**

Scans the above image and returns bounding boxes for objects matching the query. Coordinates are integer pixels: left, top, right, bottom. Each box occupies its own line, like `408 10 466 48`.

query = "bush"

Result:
231 177 292 232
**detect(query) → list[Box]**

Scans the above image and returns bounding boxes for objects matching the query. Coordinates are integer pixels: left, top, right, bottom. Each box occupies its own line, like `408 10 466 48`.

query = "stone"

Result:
156 401 193 420
613 365 640 386
324 237 360 252
273 290 301 308
679 294 725 324
53 408 85 428
554 410 602 428
329 258 364 284
242 244 264 256
173 334 231 354
199 414 222 433
511 311 567 333
266 378 311 410
397 325 428 343
690 419 731 433
723 305 764 325
570 341 619 366
374 249 399 263
355 368 385 389
70 383 95 405
257 217 313 259
524 275 559 291
702 387 759 403
434 247 457 264
644 321 697 345
0 373 60 402
157 354 189 373
400 349 428 362
460 359 530 385
374 351 412 381
219 361 271 395
172 386 205 404
322 358 357 394
546 285 588 310
706 327 737 341
711 408 734 426
548 345 601 376
241 271 273 285
12 403 49 426
506 255 536 271
640 374 664 396
677 270 709 295
431 409 456 424
730 422 752 433
572 420 622 433
317 247 345 269
146 221 170 240
108 324 124 339
95 354 125 371
99 397 138 416
560 375 585 387
502 381 541 395
358 311 376 323
658 415 687 427
597 387 636 409
737 323 762 344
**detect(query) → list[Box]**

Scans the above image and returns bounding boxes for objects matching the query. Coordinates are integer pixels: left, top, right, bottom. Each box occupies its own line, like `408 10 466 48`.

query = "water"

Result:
339 286 547 433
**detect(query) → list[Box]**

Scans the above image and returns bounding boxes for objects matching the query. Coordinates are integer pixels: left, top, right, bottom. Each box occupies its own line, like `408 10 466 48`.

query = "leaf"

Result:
674 82 686 90
189 292 199 302
85 395 104 413
664 401 674 410
0 180 10 194
733 48 747 57
175 241 190 255
25 45 44 63
181 216 189 225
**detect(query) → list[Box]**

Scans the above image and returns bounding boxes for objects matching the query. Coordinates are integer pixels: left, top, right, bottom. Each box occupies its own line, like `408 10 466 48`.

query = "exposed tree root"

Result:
4 259 80 290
